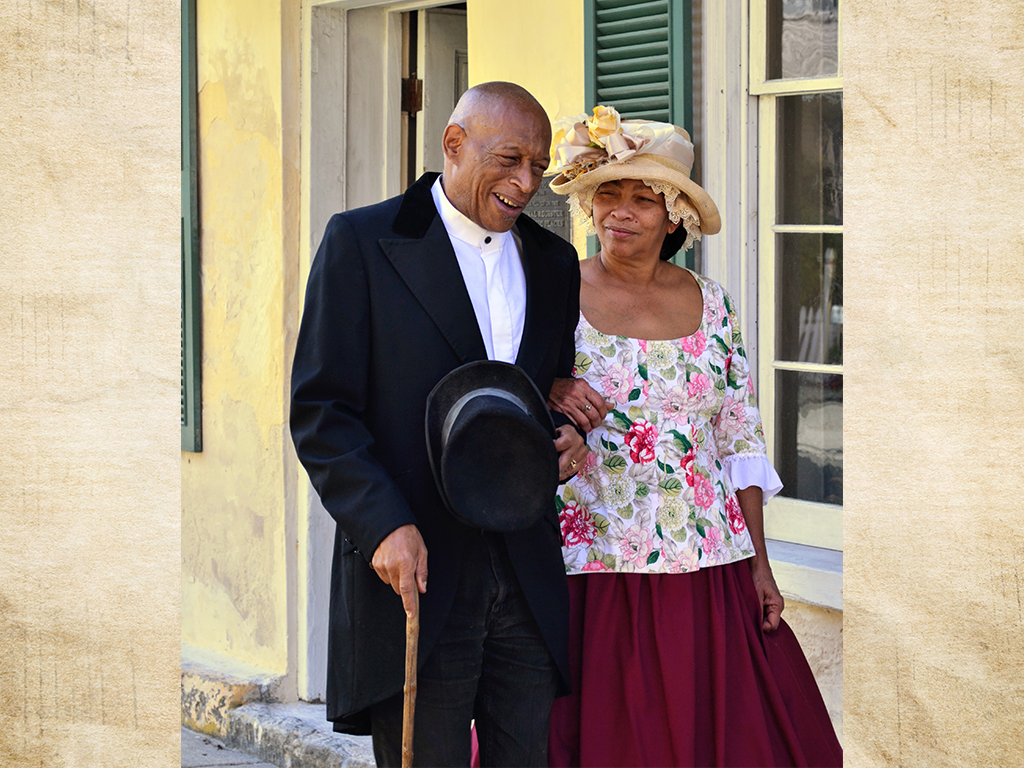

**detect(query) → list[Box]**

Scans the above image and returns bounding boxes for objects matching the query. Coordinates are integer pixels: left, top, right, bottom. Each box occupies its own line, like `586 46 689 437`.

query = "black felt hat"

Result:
425 361 558 532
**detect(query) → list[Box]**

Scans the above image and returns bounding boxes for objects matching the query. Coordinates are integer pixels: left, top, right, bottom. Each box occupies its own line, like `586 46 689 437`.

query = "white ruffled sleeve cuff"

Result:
722 454 783 501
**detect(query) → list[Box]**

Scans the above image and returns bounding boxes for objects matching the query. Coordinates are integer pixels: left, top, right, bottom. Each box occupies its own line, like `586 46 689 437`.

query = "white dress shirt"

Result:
431 177 527 364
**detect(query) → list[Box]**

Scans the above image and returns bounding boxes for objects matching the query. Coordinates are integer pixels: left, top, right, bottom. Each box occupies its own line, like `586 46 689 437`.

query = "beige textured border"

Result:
3 0 1024 764
0 2 181 766
844 0 1024 763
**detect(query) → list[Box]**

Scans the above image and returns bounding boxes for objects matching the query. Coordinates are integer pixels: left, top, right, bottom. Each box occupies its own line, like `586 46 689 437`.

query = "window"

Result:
752 0 842 551
182 0 202 452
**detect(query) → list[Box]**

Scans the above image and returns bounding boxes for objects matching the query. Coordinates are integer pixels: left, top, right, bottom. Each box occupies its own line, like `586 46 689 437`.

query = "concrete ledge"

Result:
182 643 286 736
225 702 375 768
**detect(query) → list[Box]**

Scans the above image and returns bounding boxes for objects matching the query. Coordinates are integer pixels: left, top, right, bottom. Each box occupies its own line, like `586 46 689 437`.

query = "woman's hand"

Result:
554 424 590 482
549 378 613 431
750 559 784 632
735 486 782 631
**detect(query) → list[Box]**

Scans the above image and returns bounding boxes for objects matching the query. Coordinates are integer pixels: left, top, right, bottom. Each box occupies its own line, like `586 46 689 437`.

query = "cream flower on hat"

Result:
588 105 622 144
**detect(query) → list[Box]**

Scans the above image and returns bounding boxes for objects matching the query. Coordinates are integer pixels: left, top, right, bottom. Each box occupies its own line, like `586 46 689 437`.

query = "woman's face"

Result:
591 178 680 262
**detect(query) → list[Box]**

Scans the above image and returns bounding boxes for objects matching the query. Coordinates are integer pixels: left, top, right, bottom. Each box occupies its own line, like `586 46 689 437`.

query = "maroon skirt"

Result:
547 561 842 768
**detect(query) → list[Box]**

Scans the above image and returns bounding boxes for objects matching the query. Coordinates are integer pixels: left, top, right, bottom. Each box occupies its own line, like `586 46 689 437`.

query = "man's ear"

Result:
442 123 465 164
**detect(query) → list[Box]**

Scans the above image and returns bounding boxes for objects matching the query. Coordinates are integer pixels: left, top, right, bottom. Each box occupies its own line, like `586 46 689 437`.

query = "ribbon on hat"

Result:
548 106 695 179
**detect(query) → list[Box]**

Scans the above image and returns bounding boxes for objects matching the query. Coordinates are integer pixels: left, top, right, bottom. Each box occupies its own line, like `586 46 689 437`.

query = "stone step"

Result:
223 702 375 768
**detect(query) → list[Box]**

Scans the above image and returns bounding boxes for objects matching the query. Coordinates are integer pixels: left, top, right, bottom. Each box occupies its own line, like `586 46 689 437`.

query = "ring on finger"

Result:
584 404 592 411
570 459 578 468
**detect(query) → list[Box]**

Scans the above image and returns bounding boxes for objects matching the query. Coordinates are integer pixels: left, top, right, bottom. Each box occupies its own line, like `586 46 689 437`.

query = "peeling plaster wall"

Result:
0 1 180 765
181 0 301 682
844 0 1024 763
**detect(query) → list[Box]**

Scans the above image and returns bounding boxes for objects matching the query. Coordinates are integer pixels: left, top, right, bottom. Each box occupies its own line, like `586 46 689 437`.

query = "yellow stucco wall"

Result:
0 2 181 765
468 0 586 124
181 0 300 679
467 0 589 255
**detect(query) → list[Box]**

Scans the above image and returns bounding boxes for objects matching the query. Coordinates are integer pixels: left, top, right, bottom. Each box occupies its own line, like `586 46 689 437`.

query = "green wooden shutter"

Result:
585 0 691 133
584 0 694 264
182 0 202 452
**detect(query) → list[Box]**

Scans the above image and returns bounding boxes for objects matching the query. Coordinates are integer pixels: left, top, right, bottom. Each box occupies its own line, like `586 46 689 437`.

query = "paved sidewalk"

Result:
182 727 278 768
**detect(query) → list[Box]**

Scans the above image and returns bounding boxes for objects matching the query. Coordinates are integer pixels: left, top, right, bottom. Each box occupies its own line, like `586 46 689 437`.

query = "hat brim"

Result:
549 155 721 235
425 361 557 529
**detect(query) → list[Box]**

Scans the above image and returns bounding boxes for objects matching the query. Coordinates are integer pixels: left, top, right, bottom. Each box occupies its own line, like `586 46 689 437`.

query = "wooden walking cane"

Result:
401 590 419 768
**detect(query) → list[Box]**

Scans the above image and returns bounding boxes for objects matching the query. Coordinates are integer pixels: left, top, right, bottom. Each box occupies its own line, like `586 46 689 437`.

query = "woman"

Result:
543 108 842 767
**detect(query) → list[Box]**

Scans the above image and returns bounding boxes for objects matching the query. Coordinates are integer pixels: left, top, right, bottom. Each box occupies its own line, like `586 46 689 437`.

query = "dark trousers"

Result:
370 532 559 768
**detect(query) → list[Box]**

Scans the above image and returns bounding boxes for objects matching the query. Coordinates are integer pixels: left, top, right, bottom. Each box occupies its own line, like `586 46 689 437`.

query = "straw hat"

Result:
547 106 720 240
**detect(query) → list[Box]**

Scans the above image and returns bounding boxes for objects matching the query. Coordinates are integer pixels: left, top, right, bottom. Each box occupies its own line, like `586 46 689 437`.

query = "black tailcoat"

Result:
290 173 579 733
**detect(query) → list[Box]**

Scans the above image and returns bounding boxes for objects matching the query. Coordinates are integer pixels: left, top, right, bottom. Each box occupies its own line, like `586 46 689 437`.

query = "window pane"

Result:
777 92 843 225
775 232 842 365
765 0 839 80
774 370 842 505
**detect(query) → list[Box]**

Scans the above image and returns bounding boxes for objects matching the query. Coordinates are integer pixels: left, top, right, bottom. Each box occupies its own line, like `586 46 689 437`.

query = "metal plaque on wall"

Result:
522 185 570 242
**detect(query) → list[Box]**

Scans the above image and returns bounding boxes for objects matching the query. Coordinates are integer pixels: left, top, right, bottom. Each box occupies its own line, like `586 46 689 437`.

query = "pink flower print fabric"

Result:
559 501 598 548
601 363 635 404
717 396 747 437
557 271 776 575
726 495 747 534
692 471 715 510
625 419 658 464
620 525 655 568
680 329 707 357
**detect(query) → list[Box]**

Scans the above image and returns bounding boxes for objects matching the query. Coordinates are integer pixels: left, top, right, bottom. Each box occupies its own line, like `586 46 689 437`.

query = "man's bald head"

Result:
439 82 552 232
447 81 549 133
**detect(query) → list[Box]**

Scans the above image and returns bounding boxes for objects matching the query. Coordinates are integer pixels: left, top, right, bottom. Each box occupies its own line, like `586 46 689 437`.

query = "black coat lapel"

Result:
514 223 563 379
380 185 487 365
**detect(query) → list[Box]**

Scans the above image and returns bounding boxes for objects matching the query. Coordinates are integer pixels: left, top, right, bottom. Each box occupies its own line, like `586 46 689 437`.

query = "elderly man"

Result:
290 82 586 767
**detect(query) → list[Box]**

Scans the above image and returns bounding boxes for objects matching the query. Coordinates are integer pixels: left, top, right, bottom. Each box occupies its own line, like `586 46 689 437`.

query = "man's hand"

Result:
370 524 428 618
555 424 589 482
750 559 784 632
548 377 613 431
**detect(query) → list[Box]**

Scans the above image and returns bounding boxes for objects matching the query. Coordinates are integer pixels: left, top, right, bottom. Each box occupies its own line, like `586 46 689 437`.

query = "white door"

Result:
417 7 468 176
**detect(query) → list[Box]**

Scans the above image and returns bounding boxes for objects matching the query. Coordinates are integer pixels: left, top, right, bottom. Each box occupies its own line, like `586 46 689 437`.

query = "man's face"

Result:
442 104 552 233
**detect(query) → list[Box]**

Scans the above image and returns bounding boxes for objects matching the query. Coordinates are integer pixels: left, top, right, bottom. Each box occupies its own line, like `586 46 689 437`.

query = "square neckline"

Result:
578 268 707 343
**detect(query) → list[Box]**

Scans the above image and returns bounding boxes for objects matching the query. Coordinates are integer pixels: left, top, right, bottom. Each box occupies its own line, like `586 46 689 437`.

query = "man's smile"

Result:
494 192 524 211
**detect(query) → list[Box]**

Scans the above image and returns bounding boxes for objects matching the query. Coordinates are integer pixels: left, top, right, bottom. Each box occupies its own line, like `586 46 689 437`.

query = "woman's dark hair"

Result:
659 223 688 261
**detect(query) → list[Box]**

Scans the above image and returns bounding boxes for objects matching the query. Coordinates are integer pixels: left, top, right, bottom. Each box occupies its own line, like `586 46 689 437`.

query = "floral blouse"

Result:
557 272 782 575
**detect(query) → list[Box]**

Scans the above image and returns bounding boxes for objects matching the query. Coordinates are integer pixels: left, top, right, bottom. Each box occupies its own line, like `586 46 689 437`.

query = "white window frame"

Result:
751 1 843 554
700 0 843 608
